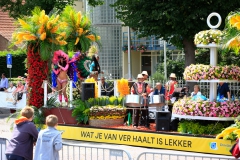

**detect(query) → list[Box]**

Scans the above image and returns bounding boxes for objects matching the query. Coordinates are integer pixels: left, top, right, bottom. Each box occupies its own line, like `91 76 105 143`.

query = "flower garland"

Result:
136 44 147 52
194 29 223 45
85 77 98 98
173 98 240 117
183 64 240 81
27 44 48 108
222 11 240 54
117 78 129 97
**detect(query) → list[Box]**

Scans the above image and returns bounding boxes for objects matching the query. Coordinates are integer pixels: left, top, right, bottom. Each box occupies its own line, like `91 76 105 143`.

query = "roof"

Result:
0 10 16 41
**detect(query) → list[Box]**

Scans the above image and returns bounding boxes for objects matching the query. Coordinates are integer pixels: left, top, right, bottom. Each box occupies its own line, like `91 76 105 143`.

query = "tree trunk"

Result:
183 38 196 91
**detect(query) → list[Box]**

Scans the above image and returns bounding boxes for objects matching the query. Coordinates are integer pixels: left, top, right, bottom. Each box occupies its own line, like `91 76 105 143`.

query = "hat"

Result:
137 74 144 79
141 71 148 76
169 73 177 78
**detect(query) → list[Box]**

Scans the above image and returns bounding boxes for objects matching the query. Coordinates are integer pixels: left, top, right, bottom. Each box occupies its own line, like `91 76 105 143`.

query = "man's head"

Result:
141 71 148 80
101 77 105 82
20 106 34 119
2 73 6 79
169 73 177 80
156 83 162 90
219 82 224 86
46 115 58 127
137 74 144 82
9 82 13 87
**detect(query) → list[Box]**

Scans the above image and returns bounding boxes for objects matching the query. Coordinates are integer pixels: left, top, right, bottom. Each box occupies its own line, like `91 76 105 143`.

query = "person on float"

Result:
5 82 16 93
191 85 201 97
89 54 101 81
217 82 230 100
12 81 24 105
131 74 151 128
165 73 178 101
52 50 69 105
153 83 165 95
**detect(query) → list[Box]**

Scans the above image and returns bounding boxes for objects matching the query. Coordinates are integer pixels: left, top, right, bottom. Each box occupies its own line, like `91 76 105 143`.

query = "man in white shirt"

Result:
0 73 8 91
5 82 16 93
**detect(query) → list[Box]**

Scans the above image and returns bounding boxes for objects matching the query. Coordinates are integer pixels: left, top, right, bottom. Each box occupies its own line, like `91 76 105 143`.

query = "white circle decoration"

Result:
207 12 222 29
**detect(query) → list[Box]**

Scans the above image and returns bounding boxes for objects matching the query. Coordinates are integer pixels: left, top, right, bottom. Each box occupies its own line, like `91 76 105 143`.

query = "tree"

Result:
111 0 240 68
0 0 75 19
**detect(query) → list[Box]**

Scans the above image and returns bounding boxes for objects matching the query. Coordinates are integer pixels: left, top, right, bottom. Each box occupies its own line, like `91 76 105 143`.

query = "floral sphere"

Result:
194 29 223 45
183 64 240 81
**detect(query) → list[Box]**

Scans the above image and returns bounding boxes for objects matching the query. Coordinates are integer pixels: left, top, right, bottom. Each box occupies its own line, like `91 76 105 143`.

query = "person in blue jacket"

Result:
153 83 165 95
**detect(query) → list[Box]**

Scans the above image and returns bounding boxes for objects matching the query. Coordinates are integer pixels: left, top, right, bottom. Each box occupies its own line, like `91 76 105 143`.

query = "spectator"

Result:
12 81 24 105
191 85 201 97
100 77 113 96
217 82 230 100
0 73 9 91
5 106 38 160
153 83 165 95
5 82 16 93
34 115 62 160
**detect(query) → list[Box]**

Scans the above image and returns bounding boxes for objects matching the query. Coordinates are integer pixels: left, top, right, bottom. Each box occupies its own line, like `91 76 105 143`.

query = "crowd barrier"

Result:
136 152 235 160
0 92 26 109
0 137 235 160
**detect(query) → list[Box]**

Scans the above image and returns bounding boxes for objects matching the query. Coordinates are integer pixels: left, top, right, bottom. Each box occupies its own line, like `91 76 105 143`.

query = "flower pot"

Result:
89 118 124 127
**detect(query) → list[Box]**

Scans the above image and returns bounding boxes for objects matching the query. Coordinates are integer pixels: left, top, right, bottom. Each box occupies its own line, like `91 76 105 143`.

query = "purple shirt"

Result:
5 121 38 160
0 77 8 89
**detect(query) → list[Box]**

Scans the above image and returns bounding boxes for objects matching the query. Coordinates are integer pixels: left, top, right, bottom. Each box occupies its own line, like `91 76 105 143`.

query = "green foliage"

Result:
150 72 165 82
178 120 231 135
0 0 74 19
72 99 90 124
87 0 104 7
7 109 22 131
32 106 45 129
0 49 27 78
43 95 59 109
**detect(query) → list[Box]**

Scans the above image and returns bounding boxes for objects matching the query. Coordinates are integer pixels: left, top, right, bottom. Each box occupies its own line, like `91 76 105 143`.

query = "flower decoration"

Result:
89 105 126 120
183 64 240 81
85 77 98 98
122 45 134 52
222 11 240 54
194 29 223 45
117 78 129 97
173 97 240 117
60 6 101 52
12 7 67 61
136 44 147 52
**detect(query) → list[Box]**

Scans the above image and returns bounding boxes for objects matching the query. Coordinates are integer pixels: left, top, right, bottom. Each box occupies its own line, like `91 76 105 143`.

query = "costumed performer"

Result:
165 73 178 101
52 50 69 105
131 74 151 128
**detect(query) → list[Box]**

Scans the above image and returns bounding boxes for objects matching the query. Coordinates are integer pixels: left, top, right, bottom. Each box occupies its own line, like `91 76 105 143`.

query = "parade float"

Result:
11 8 240 155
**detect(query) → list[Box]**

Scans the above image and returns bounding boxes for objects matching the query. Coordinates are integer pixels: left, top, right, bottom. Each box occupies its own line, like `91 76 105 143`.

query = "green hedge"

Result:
0 49 27 78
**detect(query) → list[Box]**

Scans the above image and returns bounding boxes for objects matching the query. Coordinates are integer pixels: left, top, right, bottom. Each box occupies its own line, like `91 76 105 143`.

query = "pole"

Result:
127 27 132 80
69 80 73 108
209 47 218 101
164 40 167 80
43 80 47 107
9 68 11 82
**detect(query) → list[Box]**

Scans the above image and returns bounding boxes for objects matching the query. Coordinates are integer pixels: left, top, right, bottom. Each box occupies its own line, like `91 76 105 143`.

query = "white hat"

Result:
169 73 177 78
141 71 148 76
137 74 144 79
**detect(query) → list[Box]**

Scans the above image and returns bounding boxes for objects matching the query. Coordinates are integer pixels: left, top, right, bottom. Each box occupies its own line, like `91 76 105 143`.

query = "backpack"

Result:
230 139 240 159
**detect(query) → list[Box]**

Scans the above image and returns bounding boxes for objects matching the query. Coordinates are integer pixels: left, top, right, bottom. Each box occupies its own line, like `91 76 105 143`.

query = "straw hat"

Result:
141 71 148 76
169 73 177 78
137 74 144 79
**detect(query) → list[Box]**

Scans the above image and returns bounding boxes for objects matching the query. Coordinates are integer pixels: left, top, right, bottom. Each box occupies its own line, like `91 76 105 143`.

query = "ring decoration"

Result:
207 12 222 29
173 97 240 117
183 64 240 81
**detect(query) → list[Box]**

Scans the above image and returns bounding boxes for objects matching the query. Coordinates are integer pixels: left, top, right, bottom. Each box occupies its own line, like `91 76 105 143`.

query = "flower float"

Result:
194 29 223 45
173 97 240 117
117 78 130 97
222 11 240 54
183 64 240 81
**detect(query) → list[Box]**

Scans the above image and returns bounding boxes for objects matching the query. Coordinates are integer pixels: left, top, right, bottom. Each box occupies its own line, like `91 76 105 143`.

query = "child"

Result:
34 115 62 160
5 106 38 160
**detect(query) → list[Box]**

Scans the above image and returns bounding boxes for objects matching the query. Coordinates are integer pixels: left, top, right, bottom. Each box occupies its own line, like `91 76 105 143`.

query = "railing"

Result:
136 152 235 160
60 143 132 160
0 138 7 160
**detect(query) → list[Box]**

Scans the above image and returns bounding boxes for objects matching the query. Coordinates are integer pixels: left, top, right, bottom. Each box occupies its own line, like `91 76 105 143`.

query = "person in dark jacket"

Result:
5 106 38 160
153 83 165 95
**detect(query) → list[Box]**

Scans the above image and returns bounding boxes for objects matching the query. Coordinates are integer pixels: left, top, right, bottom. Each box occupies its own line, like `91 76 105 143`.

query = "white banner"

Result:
0 92 26 109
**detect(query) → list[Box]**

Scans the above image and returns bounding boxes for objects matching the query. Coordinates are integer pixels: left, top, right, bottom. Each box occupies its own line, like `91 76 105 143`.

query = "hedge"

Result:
0 49 27 78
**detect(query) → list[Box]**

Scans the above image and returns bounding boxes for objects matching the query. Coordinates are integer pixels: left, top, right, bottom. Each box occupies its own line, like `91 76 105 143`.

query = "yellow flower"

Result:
86 34 95 41
23 34 37 41
18 19 30 29
76 12 82 27
52 15 60 24
40 32 46 40
75 37 80 45
47 21 53 30
97 36 101 40
58 40 67 45
38 25 45 34
77 28 83 36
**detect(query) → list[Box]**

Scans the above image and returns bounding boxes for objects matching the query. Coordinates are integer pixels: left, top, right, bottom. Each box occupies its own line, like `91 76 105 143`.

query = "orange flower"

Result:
40 32 46 40
86 34 95 41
